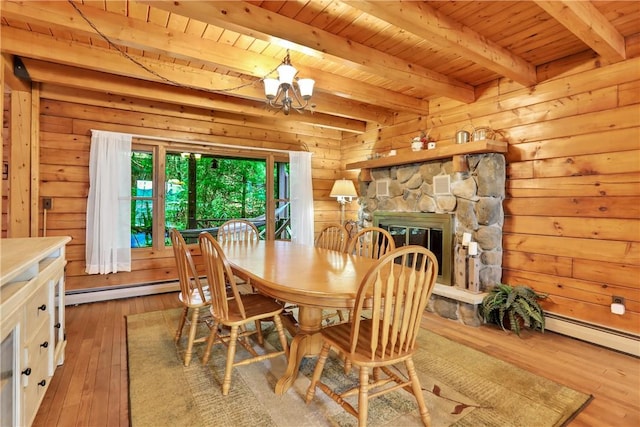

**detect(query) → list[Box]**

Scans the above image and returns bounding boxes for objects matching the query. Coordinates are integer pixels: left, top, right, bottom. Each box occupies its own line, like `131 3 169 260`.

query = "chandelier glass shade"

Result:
263 50 315 115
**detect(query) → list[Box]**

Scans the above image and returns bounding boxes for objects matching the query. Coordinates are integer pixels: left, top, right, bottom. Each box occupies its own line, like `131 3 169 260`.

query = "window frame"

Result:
132 138 288 251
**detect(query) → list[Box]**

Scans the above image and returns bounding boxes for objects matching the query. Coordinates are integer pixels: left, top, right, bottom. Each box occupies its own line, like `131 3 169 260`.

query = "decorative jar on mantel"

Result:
411 137 423 151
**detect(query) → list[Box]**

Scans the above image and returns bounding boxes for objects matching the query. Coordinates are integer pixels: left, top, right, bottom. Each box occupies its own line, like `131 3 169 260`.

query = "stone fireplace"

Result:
356 153 506 326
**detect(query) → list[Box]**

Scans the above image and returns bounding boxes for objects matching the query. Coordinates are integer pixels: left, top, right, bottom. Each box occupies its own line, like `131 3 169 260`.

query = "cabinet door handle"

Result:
41 341 49 348
54 322 61 329
38 380 47 387
38 304 47 311
22 368 32 376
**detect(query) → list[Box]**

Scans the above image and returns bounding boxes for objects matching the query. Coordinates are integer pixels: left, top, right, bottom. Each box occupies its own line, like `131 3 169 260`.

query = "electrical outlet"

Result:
612 296 625 305
43 198 53 210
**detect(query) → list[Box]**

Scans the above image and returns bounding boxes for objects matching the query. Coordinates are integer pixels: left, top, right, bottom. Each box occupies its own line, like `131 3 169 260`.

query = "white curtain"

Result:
85 130 132 274
289 151 314 246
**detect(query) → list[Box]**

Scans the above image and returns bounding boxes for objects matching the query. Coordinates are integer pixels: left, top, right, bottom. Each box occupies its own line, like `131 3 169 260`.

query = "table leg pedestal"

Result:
274 306 323 395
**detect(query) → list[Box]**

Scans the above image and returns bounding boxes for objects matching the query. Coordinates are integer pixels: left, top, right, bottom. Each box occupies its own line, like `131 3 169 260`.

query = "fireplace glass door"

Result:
374 212 452 285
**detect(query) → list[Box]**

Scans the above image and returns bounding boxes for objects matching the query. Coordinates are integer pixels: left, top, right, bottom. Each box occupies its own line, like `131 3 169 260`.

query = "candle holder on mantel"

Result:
454 234 482 293
467 242 481 293
411 137 423 152
454 244 467 289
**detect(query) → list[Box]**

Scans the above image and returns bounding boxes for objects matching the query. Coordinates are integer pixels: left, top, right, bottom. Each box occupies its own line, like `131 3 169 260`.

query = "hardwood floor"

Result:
34 293 639 427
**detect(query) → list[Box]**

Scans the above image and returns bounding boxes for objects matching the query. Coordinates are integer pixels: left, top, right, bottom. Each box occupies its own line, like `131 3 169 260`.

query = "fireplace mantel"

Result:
346 139 507 181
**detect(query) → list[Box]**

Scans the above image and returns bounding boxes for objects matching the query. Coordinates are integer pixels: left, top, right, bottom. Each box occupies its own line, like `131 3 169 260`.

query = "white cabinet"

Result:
0 237 71 427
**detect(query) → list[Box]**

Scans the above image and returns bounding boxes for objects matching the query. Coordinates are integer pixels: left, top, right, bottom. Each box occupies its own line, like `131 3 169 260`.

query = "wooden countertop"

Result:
1 236 72 286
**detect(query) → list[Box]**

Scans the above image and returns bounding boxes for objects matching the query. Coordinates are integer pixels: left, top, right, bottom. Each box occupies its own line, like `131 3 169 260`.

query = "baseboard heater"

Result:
545 313 640 357
65 281 180 306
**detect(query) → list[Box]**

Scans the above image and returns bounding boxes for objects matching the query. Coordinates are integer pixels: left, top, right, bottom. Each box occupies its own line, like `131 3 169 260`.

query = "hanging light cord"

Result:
67 0 280 94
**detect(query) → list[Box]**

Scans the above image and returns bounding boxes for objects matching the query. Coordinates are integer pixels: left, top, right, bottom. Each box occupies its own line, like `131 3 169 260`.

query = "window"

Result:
130 143 289 248
165 153 267 231
131 150 154 248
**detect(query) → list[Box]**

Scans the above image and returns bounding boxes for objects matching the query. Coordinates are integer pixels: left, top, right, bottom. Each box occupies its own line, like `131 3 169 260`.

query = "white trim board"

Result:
65 282 640 357
545 314 640 357
65 281 179 306
430 284 639 357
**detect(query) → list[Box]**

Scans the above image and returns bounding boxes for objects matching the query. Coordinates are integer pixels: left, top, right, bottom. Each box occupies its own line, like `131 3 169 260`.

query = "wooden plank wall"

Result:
2 94 7 236
4 52 638 336
35 84 344 292
342 52 640 335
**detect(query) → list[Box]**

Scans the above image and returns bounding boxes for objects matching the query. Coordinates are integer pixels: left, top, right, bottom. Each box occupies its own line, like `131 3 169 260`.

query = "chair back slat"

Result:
315 223 349 252
346 226 395 260
198 232 246 320
169 228 207 302
217 219 260 243
351 246 438 360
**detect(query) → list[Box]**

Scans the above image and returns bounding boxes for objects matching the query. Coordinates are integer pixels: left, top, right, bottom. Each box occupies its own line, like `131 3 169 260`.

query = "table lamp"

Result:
330 178 358 224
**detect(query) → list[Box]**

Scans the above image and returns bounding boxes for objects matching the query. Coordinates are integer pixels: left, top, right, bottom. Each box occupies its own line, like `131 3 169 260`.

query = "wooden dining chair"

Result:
198 232 289 396
169 228 212 367
216 219 260 243
216 219 260 292
305 245 439 427
315 223 350 323
314 223 349 252
341 226 397 369
346 226 396 260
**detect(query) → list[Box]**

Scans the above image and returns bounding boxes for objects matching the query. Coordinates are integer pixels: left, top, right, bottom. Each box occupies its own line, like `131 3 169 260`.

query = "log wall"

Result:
32 84 344 292
342 53 640 335
2 52 638 336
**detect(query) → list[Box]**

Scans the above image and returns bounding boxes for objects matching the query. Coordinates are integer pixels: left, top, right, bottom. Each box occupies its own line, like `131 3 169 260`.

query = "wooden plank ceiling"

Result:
1 0 639 133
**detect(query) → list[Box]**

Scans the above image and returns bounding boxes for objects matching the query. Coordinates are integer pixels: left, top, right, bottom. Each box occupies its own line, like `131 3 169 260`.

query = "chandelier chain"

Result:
67 0 278 94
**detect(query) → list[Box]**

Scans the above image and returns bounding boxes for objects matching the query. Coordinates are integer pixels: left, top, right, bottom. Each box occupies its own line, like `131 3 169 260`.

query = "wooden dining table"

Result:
220 239 378 395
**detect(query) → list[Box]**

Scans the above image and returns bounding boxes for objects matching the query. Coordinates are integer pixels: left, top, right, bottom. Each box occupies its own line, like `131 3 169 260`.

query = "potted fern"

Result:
480 283 547 336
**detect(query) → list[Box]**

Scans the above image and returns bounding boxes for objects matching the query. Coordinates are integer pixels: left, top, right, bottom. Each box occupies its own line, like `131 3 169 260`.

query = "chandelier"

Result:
263 50 315 115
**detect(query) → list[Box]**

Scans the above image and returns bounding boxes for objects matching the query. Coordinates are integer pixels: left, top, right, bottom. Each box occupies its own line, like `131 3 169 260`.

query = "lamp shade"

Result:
330 179 358 198
264 78 280 99
297 78 315 99
277 64 297 86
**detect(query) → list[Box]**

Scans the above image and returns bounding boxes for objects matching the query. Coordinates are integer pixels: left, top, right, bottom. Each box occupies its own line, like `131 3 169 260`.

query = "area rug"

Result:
126 308 591 427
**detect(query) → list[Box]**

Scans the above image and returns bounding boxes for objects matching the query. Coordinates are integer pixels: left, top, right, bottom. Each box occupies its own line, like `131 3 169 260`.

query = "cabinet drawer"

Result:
25 283 51 341
22 359 50 426
23 325 52 426
25 323 52 376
